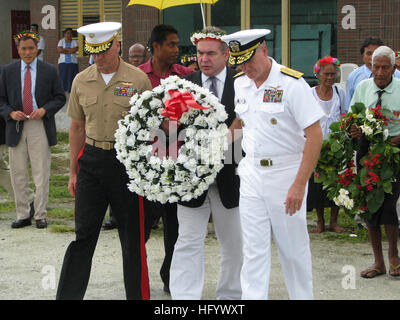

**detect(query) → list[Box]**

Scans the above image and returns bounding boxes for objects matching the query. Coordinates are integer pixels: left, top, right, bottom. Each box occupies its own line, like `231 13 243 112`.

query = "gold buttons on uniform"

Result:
270 118 277 125
240 120 245 127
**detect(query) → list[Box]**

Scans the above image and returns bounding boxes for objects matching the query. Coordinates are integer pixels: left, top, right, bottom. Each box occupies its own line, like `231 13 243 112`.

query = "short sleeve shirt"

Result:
138 58 194 88
37 36 45 61
346 64 400 111
57 39 78 64
311 85 344 138
350 77 400 137
234 58 324 158
67 58 152 141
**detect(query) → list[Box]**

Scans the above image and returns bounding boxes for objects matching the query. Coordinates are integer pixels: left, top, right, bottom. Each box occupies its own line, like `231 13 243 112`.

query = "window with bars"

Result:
60 0 122 56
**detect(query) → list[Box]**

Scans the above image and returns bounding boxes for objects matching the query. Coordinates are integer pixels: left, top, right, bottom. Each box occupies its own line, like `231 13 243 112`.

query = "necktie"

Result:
376 90 385 107
23 65 33 115
208 76 218 98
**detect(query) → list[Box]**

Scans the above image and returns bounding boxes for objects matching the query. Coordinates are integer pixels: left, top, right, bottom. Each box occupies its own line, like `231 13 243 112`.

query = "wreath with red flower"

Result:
314 102 400 220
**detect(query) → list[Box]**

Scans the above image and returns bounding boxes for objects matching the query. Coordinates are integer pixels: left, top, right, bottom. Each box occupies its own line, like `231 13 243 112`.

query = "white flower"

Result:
366 111 376 122
153 85 165 95
128 120 141 133
149 98 163 110
145 169 158 181
333 196 341 206
141 90 153 100
126 135 136 147
137 129 150 141
179 112 190 124
146 116 161 129
194 115 208 127
174 170 187 182
185 127 197 139
339 188 349 196
129 93 139 106
138 107 149 118
177 153 188 164
383 129 389 141
149 156 162 171
138 144 152 157
115 76 227 204
360 124 373 136
162 157 175 170
183 158 197 172
130 104 139 115
343 198 354 210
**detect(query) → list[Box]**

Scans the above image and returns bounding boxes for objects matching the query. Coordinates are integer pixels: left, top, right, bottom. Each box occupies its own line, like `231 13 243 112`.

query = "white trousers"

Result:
9 120 51 220
238 156 313 300
170 184 243 300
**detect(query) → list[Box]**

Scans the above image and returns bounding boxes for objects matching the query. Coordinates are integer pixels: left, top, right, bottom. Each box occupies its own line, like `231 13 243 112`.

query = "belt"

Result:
248 153 303 167
85 136 116 150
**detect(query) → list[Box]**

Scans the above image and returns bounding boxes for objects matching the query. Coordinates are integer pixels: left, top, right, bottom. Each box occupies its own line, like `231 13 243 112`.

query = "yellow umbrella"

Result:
127 0 220 28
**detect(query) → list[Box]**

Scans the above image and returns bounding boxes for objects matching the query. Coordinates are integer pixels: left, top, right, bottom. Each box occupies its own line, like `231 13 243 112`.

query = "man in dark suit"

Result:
0 65 7 170
0 32 65 229
169 27 243 300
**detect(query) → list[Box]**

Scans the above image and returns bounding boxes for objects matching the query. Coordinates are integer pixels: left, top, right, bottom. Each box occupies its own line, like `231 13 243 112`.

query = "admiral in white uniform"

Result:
223 29 324 300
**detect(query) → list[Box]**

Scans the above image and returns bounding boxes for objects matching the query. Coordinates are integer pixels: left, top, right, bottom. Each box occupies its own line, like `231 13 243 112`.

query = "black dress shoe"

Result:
35 219 48 229
11 218 32 229
102 218 118 230
163 284 170 294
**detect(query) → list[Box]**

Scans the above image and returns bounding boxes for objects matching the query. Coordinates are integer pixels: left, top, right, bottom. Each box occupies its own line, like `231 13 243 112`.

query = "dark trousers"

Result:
56 144 149 300
357 137 400 226
145 201 178 288
58 63 78 93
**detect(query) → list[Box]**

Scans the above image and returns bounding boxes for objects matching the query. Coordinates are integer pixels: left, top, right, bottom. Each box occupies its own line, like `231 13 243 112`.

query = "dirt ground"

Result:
0 209 399 301
1 105 399 301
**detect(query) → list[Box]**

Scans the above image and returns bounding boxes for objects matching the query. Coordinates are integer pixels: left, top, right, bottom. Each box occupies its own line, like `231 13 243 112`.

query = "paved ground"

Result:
0 209 399 300
1 102 399 301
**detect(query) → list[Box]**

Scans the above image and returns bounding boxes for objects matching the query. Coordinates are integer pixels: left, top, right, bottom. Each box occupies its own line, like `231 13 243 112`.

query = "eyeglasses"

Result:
129 55 145 59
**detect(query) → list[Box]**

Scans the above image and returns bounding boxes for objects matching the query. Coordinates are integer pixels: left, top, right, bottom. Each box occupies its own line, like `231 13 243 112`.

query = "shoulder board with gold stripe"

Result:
280 67 303 79
233 71 245 79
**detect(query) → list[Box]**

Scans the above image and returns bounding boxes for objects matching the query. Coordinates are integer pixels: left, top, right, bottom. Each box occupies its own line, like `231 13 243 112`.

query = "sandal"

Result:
360 267 386 279
388 264 400 279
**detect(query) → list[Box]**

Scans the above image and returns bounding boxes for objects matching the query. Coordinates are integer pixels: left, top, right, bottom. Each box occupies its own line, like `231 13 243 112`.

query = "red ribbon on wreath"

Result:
162 90 209 121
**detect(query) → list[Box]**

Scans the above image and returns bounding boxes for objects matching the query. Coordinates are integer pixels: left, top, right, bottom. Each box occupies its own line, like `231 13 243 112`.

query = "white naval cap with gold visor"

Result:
221 29 271 66
77 21 121 55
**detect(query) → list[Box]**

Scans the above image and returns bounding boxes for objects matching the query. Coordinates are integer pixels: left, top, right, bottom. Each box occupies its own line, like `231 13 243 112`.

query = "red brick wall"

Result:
337 0 400 65
122 1 159 62
29 0 60 66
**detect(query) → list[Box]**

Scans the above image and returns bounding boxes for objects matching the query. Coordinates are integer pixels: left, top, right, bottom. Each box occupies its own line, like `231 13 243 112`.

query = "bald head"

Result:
128 43 147 66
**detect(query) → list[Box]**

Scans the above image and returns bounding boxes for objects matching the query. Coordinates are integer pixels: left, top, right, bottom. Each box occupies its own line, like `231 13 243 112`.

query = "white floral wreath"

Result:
115 76 229 204
190 30 224 45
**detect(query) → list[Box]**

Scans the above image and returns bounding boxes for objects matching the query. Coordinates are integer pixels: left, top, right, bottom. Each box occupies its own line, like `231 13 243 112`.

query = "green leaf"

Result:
331 140 342 153
329 122 340 132
380 162 394 181
370 143 385 155
351 103 366 114
383 180 392 193
366 188 384 213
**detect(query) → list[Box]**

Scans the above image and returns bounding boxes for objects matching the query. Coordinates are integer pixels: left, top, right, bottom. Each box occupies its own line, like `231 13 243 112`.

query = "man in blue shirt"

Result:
346 37 400 111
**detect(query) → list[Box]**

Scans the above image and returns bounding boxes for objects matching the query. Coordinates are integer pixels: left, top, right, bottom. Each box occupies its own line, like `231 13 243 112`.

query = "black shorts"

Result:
366 178 400 227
